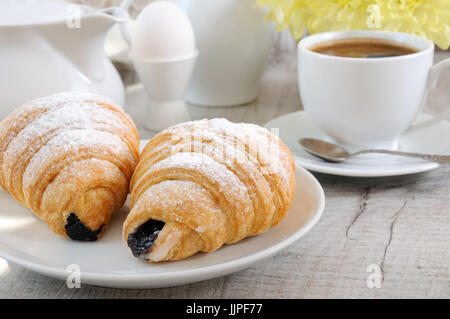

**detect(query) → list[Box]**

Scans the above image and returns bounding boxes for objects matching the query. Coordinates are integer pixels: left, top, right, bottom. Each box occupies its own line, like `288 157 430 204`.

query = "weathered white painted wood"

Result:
0 46 448 299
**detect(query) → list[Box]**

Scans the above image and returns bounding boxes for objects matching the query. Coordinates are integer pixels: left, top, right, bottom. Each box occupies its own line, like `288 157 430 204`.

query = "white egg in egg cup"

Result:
130 53 198 131
121 0 198 131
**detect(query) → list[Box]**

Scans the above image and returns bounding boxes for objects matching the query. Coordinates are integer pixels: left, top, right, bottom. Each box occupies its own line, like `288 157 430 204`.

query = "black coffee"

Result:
310 38 418 58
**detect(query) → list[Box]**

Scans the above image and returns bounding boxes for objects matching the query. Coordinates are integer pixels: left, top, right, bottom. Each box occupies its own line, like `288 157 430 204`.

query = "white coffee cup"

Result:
298 30 450 150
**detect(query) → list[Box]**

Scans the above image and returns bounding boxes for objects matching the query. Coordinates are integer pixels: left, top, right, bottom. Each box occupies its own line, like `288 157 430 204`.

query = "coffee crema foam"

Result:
309 37 418 58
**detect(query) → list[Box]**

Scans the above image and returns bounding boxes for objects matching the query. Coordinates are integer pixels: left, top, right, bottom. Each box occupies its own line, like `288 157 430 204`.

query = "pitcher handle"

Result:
119 0 134 46
406 58 450 134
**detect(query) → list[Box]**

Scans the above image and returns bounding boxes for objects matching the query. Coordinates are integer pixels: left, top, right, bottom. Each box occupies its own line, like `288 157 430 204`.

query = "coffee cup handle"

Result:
406 58 450 134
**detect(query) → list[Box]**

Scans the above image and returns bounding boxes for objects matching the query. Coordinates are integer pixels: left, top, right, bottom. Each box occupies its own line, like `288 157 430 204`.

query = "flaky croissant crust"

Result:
0 92 139 240
124 118 296 262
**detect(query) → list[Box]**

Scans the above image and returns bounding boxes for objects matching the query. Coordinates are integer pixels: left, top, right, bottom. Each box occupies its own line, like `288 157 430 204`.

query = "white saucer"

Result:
0 161 324 288
264 111 450 177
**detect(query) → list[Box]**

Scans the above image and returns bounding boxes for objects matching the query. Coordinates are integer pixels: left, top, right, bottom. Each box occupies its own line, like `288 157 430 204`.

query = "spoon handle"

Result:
353 149 450 163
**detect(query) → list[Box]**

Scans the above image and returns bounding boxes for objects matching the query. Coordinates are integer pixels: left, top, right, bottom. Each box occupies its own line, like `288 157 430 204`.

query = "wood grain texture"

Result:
0 46 448 299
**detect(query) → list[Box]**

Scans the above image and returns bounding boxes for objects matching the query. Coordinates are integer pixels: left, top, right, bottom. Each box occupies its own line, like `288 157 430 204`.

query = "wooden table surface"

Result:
0 47 448 299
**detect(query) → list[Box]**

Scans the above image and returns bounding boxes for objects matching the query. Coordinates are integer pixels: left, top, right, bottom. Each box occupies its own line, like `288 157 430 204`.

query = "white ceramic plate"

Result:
264 111 450 177
0 157 324 288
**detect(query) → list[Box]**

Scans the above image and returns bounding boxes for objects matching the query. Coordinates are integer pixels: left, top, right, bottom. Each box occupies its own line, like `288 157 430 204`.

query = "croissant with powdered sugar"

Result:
0 92 139 241
123 118 296 262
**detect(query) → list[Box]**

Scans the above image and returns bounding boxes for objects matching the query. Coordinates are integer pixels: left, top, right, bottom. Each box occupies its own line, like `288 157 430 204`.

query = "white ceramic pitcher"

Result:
0 0 128 119
173 0 274 107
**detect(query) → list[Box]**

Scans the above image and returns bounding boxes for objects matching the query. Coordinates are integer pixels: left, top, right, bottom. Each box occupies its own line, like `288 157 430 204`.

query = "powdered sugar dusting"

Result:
152 152 248 196
23 128 132 188
175 118 290 185
0 92 137 203
18 91 122 115
4 100 131 166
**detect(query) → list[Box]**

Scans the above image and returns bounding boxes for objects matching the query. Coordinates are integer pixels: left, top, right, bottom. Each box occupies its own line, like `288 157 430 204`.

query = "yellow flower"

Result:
256 0 311 39
375 0 450 49
306 0 374 33
256 0 450 49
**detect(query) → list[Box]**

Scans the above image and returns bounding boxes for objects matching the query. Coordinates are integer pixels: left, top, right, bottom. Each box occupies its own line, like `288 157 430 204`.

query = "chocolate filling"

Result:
65 213 104 241
127 219 165 259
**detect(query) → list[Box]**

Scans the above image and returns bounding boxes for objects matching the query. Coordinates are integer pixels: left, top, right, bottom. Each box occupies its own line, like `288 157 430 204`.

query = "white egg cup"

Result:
131 53 197 131
119 0 198 131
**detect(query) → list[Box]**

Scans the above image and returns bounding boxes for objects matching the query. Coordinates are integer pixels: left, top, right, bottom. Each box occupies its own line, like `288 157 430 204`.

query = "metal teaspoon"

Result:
299 138 450 163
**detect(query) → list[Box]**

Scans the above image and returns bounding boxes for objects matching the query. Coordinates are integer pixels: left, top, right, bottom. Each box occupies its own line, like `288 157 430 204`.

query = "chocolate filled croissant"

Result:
124 118 296 262
0 92 139 241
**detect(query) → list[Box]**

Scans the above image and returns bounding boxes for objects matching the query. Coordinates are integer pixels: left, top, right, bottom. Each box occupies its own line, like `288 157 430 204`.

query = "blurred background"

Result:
78 0 447 124
73 0 298 51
